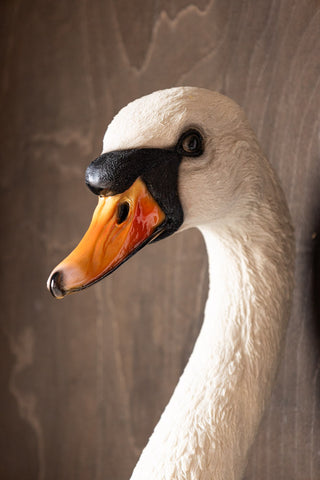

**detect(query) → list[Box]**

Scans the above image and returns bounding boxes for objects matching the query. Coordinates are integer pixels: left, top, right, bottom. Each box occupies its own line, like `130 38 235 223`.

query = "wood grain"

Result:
0 0 319 479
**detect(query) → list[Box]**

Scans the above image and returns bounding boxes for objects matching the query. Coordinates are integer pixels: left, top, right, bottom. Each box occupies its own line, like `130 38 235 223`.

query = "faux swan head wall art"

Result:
47 87 295 480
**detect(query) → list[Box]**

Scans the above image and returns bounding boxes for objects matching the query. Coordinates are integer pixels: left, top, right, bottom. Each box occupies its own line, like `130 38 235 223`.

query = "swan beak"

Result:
47 178 165 299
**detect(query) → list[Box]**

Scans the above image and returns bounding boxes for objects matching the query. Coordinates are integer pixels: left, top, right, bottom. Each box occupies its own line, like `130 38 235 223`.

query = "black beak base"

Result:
85 147 184 240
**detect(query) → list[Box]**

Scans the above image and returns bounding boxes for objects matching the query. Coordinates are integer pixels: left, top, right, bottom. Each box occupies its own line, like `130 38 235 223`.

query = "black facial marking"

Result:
86 149 152 196
141 149 183 240
85 129 203 240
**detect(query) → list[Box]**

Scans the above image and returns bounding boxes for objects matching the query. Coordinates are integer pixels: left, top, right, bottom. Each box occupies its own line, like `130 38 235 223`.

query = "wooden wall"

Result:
1 1 319 479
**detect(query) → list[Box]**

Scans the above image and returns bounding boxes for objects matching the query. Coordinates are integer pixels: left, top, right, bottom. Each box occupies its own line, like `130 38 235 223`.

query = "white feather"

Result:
103 87 295 480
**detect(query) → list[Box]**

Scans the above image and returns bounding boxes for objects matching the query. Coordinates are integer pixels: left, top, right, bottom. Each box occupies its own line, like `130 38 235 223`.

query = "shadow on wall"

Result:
312 213 320 368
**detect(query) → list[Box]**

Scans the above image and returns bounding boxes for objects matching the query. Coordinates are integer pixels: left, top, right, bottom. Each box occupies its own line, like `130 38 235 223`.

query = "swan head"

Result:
47 87 272 298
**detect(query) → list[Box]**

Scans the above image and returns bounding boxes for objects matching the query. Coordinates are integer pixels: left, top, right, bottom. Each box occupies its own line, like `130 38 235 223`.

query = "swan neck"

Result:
131 216 294 480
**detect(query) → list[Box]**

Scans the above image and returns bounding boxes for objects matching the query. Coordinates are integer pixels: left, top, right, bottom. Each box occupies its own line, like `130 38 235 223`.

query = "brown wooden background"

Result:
1 1 320 479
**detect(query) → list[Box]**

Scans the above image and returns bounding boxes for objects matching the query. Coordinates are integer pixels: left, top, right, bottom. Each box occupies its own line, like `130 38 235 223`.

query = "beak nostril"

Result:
49 271 66 299
116 201 130 225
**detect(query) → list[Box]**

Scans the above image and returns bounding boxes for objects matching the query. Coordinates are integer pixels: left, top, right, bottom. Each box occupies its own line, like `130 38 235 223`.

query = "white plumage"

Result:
101 87 295 480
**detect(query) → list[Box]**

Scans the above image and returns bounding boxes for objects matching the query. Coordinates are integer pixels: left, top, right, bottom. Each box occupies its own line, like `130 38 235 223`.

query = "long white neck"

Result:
130 201 294 480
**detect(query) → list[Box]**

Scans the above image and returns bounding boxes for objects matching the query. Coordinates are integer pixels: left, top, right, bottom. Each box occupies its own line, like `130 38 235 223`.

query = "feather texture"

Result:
102 87 295 480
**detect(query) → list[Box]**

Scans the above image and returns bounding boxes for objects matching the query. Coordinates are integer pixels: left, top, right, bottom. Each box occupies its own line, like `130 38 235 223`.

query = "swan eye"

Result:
177 130 203 157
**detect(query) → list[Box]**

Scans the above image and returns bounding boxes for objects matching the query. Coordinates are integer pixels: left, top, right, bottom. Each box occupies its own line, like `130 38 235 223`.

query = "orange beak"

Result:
47 178 165 298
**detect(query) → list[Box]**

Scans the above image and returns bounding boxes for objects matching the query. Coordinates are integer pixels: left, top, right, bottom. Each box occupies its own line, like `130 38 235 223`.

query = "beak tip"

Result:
48 271 67 299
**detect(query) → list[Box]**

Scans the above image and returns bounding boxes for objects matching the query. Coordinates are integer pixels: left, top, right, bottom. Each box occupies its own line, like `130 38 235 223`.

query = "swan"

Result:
47 87 295 480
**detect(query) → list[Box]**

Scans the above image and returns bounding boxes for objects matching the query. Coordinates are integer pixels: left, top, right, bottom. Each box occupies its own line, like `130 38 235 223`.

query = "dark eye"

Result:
177 129 203 157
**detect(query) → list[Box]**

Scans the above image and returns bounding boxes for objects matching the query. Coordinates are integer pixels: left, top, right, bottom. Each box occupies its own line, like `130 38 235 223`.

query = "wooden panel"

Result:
0 0 319 479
